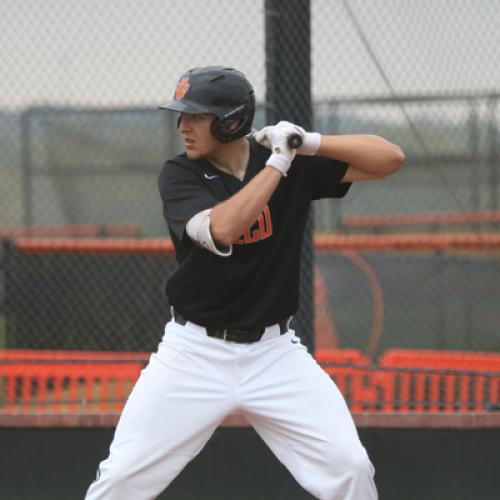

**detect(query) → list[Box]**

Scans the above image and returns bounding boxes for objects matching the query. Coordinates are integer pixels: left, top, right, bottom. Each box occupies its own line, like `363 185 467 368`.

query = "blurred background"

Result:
1 2 500 499
1 0 499 356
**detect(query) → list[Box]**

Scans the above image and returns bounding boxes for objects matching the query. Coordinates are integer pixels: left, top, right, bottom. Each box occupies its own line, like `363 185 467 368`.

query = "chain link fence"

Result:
1 1 499 376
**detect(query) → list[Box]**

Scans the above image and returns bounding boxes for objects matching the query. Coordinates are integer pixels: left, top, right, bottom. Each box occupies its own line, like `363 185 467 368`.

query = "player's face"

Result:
178 113 220 159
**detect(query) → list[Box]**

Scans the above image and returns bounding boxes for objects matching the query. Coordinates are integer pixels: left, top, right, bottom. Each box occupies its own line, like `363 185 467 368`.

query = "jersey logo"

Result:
204 173 219 180
175 78 190 99
234 204 273 245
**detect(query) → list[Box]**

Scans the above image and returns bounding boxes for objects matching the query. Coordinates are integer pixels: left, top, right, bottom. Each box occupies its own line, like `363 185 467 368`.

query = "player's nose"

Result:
178 114 193 132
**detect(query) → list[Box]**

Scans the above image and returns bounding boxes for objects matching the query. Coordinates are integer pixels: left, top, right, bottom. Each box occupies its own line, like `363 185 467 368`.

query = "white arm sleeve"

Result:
185 208 232 257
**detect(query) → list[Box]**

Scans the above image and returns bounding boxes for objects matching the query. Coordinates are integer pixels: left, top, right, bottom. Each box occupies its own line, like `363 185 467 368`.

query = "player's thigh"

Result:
111 328 235 459
243 335 362 462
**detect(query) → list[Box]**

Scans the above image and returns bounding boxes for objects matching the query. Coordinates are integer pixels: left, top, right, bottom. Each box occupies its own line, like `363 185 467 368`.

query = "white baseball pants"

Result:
85 320 377 500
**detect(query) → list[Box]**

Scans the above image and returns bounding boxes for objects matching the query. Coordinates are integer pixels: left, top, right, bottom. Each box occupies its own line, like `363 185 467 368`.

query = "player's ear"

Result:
219 118 244 133
226 119 242 132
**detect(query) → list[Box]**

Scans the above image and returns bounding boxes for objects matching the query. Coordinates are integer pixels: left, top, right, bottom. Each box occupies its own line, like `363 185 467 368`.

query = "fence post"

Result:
265 0 314 352
20 109 33 226
487 98 498 211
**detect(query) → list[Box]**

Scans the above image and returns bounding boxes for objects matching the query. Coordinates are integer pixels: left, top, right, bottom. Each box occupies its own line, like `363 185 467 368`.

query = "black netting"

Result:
1 1 499 413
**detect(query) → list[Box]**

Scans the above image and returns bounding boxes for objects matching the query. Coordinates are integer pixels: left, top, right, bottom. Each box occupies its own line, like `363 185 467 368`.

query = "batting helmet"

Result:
160 66 255 143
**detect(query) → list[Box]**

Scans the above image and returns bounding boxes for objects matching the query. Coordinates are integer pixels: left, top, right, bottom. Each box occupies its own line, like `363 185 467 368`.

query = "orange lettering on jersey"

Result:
258 205 273 238
243 227 260 244
234 204 274 245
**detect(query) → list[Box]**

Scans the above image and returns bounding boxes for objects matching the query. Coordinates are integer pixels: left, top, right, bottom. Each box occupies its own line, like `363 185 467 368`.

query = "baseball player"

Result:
85 66 404 500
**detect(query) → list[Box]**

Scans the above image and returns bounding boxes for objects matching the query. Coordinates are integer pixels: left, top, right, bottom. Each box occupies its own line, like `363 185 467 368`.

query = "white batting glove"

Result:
298 130 321 156
255 121 321 161
255 121 305 176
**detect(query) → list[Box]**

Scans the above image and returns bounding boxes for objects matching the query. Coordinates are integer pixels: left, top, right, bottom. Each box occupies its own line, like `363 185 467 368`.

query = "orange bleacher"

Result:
341 210 500 233
0 349 148 361
315 349 372 411
0 224 140 239
315 349 500 412
0 350 147 413
379 349 500 412
1 362 144 413
1 348 499 414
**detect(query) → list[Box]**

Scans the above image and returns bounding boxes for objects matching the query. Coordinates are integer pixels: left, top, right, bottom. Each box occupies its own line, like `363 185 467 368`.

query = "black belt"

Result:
172 310 289 343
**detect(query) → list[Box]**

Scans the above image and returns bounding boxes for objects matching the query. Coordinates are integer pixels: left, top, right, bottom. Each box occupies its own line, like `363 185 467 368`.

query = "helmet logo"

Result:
175 78 190 99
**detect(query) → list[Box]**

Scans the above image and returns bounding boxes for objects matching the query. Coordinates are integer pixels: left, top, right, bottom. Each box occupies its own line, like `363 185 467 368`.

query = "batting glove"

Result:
256 120 321 158
255 121 305 176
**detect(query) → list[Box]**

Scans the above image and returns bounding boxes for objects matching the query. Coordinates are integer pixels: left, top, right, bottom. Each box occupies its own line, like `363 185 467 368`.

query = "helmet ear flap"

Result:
221 118 244 133
211 117 245 143
210 98 254 143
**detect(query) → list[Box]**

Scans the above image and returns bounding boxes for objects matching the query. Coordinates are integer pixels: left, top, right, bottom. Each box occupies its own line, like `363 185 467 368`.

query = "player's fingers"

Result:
275 120 294 128
272 121 305 140
291 124 306 138
275 121 305 136
254 126 273 147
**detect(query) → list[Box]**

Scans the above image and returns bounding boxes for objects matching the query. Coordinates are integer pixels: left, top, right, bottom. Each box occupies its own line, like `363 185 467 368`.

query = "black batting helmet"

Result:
160 66 255 143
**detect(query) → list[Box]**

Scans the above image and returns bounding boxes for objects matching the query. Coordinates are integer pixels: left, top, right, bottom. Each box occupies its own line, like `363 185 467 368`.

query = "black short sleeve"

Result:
160 139 353 329
158 160 218 241
306 155 352 200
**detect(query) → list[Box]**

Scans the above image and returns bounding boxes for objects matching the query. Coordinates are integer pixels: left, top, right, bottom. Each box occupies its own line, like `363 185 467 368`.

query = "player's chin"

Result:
185 148 204 160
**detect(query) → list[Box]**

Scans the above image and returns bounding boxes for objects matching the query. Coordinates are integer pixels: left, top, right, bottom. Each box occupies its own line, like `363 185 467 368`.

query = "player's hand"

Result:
255 121 305 176
255 121 305 151
256 121 321 159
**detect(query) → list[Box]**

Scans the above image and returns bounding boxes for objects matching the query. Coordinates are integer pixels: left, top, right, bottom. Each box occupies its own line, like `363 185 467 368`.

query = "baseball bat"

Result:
287 133 303 149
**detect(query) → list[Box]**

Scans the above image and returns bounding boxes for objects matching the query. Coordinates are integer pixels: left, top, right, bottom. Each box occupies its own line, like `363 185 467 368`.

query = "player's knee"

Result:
343 445 374 480
315 445 375 500
106 464 130 486
96 458 133 490
325 443 374 484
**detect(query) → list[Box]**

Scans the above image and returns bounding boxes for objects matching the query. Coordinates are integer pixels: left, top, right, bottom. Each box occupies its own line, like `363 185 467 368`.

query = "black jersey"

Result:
158 136 350 329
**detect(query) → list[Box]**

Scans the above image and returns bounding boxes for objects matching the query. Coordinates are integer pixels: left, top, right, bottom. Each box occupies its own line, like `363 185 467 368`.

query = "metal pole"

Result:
20 109 33 226
487 98 498 211
265 0 314 352
468 102 479 212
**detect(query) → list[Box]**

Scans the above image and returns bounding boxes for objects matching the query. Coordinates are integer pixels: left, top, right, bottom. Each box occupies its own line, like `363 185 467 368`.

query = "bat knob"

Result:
287 133 303 149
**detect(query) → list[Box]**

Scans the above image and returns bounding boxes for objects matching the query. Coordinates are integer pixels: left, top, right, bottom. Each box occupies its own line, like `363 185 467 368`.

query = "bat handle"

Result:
287 133 303 149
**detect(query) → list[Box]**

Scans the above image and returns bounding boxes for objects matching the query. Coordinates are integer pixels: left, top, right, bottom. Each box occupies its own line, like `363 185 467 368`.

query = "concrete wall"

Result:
1 426 499 500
